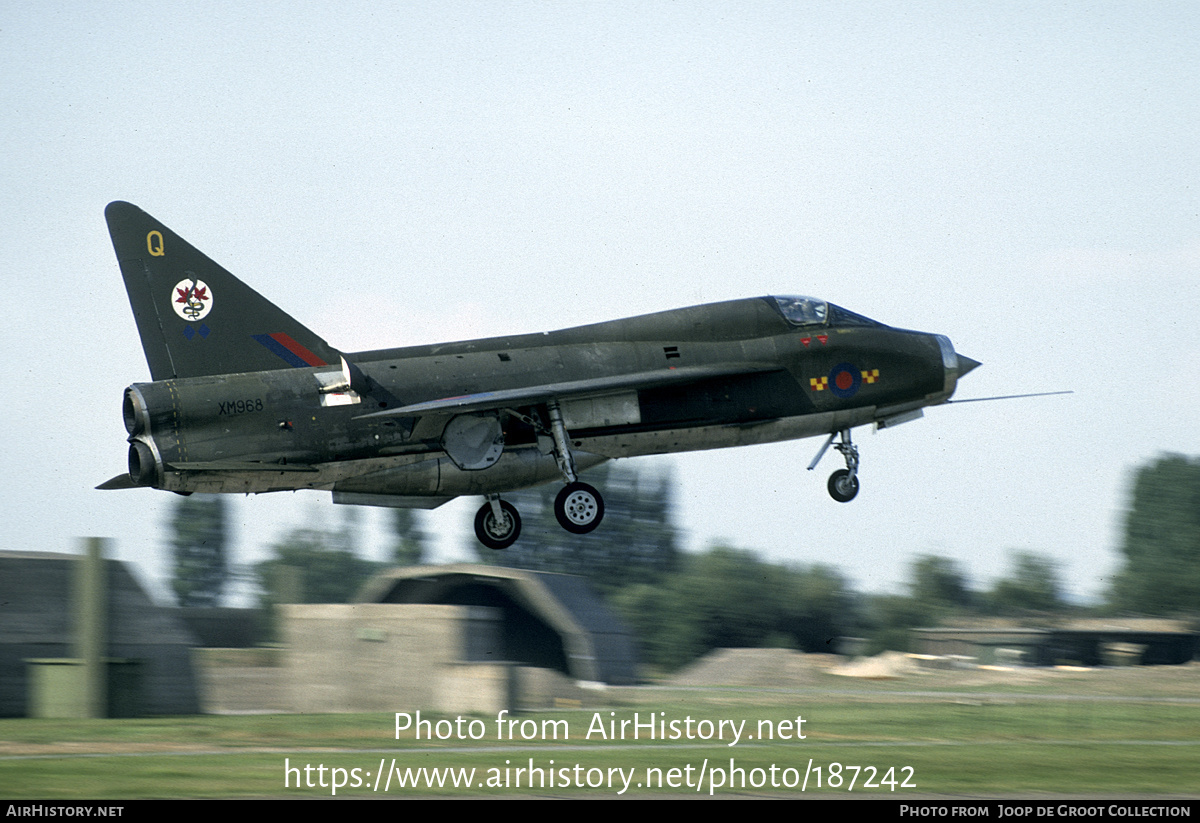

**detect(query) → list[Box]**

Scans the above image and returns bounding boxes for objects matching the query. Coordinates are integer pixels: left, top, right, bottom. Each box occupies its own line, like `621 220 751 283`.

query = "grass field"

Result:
3 664 1199 798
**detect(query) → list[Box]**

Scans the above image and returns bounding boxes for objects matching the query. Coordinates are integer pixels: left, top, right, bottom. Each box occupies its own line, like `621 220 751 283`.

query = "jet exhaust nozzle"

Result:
128 440 159 487
123 386 150 435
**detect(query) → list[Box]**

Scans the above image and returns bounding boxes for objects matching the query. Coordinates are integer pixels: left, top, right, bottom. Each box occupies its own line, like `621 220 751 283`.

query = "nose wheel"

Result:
827 469 859 502
808 428 861 503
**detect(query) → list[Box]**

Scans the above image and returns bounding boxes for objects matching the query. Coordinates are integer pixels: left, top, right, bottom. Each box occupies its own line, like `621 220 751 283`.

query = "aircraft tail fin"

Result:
106 201 342 380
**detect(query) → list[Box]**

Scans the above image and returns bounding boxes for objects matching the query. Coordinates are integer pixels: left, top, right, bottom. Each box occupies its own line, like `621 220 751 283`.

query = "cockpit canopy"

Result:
770 295 884 328
772 295 828 326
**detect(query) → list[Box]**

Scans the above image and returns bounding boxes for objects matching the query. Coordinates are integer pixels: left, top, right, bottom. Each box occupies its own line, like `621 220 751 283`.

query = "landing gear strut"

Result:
808 428 861 502
546 400 604 534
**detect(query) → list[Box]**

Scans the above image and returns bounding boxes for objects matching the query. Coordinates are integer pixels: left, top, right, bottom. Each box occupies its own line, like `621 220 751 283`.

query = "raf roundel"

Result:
171 279 213 322
828 362 861 399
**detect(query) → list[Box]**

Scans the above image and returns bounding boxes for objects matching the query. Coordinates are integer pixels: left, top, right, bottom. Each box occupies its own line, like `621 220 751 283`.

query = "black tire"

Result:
554 481 605 534
474 500 522 549
827 469 859 503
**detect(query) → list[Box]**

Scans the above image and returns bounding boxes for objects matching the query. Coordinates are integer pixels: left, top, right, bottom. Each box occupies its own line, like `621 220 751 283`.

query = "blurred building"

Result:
0 550 200 717
914 619 1197 666
276 564 638 713
359 564 639 684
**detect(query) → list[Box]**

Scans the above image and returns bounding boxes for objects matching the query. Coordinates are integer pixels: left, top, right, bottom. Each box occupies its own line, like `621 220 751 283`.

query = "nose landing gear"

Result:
808 428 860 502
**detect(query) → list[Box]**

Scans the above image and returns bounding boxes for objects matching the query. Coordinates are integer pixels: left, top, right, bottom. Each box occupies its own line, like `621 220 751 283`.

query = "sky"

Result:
2 1 1197 606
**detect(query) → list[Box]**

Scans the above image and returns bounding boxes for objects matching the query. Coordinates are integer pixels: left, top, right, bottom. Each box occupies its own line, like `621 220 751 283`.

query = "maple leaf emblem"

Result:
176 284 208 303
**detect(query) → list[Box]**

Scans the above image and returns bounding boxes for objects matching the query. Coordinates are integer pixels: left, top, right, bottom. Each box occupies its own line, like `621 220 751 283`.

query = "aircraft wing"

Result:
356 362 784 420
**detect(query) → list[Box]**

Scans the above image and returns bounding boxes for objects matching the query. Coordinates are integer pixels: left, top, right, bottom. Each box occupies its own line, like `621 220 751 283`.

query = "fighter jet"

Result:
100 201 983 549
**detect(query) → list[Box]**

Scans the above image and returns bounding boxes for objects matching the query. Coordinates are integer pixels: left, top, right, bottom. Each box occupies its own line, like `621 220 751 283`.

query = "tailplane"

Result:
106 201 341 380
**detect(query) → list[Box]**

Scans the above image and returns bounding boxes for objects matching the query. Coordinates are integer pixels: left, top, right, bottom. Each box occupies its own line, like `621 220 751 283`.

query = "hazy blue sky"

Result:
3 2 1197 604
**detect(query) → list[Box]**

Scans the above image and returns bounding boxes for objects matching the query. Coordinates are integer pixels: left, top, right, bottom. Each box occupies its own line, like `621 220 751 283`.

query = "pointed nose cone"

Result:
956 354 981 378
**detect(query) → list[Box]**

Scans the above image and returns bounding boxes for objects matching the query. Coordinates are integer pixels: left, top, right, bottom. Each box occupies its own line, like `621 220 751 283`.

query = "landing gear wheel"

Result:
554 481 605 534
474 500 521 550
827 469 860 503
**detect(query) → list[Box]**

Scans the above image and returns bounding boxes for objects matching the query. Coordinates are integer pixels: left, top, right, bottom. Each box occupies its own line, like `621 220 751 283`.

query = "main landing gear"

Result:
808 428 861 503
555 481 605 534
475 495 521 550
472 400 606 549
